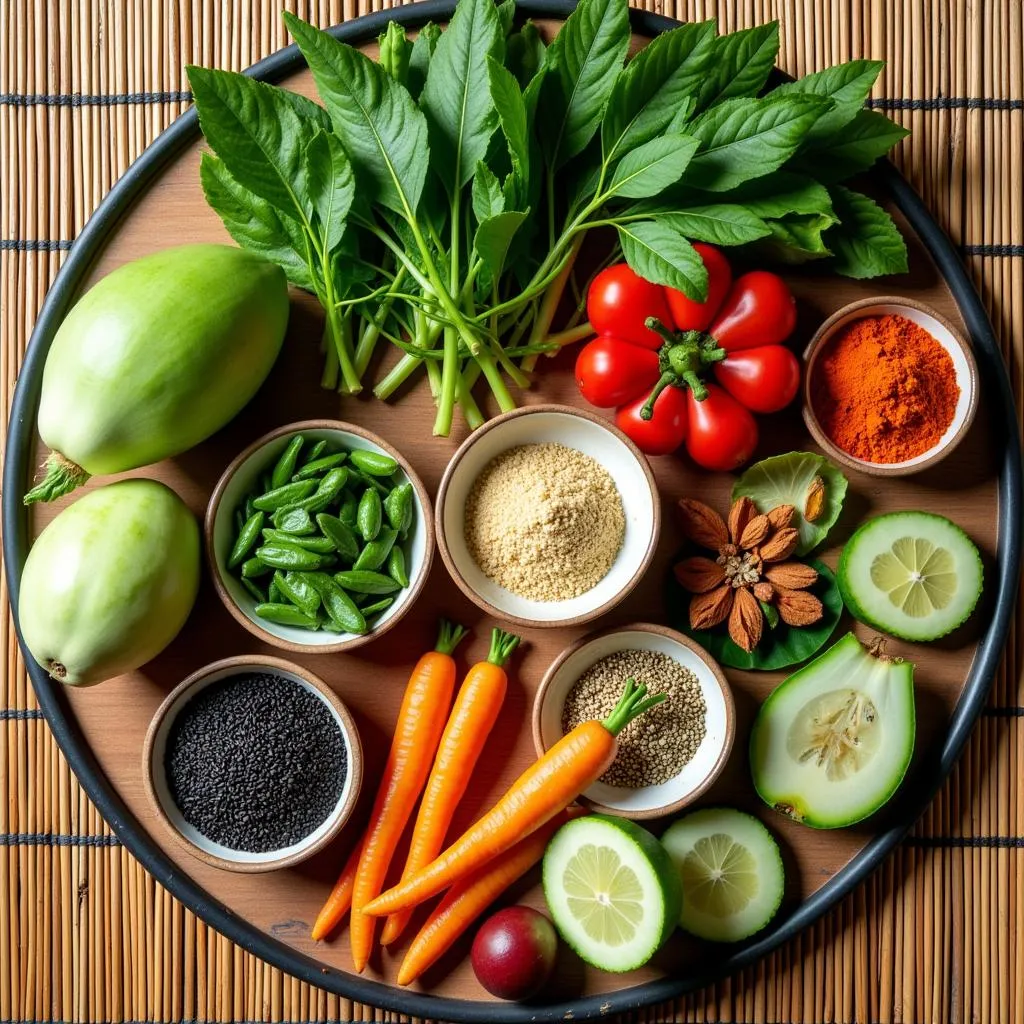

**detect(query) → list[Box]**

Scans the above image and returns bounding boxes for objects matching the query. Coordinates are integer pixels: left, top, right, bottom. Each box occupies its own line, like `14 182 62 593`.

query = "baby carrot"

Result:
349 619 467 972
396 807 582 986
310 837 363 941
363 679 663 918
381 628 520 947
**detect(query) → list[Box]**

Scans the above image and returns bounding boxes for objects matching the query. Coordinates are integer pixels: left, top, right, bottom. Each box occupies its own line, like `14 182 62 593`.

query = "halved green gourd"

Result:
749 633 915 829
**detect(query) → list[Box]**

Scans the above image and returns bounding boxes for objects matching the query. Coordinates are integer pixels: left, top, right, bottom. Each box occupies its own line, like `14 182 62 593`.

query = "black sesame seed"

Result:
165 672 348 854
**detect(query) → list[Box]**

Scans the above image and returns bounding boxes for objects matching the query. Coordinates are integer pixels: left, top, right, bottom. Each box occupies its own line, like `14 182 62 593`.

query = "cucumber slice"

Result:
542 815 681 972
661 808 784 942
837 511 983 641
750 632 915 828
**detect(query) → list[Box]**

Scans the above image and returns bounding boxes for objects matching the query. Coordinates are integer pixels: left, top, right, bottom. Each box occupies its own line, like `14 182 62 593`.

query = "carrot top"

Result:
435 618 468 657
487 628 520 668
602 678 666 736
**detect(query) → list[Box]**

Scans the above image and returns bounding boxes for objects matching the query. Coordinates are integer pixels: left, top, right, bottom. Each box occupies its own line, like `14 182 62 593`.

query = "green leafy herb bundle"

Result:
187 0 908 434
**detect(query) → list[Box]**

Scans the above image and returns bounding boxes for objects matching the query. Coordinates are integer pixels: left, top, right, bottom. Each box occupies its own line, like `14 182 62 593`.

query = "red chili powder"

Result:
810 313 960 463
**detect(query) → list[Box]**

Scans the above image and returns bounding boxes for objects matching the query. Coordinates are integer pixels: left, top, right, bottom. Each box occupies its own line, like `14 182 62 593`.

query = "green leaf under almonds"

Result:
772 58 884 142
604 134 700 200
688 94 833 191
537 0 630 170
304 130 355 253
694 23 780 111
283 12 429 217
826 185 908 278
601 20 715 163
474 210 528 280
792 108 910 183
421 0 503 194
617 219 708 299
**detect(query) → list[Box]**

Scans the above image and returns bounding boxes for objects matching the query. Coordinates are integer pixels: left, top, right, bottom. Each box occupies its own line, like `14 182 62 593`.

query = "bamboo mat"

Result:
1 1 1022 1022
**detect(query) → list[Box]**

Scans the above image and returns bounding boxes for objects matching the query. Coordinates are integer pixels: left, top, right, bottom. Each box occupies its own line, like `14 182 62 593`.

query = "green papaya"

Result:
18 479 201 686
25 244 289 504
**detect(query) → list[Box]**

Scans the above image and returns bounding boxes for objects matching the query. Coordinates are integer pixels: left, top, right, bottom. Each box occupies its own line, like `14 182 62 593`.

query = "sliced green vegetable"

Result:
254 602 320 629
333 570 402 595
227 510 264 568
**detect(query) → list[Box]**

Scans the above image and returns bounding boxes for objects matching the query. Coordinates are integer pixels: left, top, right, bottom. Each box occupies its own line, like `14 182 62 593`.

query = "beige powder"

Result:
464 442 626 601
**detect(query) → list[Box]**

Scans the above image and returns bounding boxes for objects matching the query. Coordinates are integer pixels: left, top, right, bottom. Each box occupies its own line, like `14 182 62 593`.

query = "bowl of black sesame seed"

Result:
143 655 362 872
533 623 735 819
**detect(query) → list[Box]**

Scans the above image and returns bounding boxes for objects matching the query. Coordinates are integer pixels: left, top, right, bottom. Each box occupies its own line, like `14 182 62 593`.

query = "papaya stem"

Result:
23 452 91 505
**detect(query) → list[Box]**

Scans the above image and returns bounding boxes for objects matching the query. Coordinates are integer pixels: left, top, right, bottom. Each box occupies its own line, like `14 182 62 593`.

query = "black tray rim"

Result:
4 3 1022 1020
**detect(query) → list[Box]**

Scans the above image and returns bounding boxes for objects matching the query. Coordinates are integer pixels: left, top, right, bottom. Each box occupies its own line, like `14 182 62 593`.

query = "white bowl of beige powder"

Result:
436 405 660 627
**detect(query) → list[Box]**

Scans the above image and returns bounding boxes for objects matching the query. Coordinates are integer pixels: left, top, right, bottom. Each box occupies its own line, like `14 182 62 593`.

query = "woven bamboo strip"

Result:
1 1 1023 1022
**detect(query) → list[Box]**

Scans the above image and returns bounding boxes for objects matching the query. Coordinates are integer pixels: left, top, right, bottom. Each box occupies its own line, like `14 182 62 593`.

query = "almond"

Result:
728 497 756 544
804 476 826 523
689 584 732 630
739 513 771 549
678 498 729 550
767 504 796 530
764 562 819 589
752 581 774 602
728 586 763 652
759 527 800 563
674 557 727 594
776 587 824 627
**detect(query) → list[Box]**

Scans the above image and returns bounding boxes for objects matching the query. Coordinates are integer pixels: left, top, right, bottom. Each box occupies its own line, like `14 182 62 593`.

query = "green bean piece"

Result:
253 478 317 512
275 571 321 618
255 544 327 571
350 449 399 477
260 471 274 495
267 577 283 604
305 573 368 634
386 546 409 588
271 505 316 535
240 577 268 604
228 510 265 568
383 482 414 537
350 467 390 496
271 435 305 490
244 495 258 521
362 596 395 618
316 513 360 562
338 491 359 528
302 438 329 465
315 466 350 501
254 603 320 629
357 488 382 542
262 529 335 553
353 528 398 572
233 507 245 534
293 452 347 480
333 570 401 595
240 557 272 578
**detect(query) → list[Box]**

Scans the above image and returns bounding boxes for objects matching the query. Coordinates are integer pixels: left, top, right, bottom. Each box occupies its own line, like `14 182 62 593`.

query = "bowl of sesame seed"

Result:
143 655 362 872
533 623 735 819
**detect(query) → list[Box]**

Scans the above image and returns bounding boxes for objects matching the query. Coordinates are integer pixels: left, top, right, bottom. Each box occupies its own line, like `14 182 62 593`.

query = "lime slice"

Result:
838 511 983 641
543 815 681 972
662 808 784 941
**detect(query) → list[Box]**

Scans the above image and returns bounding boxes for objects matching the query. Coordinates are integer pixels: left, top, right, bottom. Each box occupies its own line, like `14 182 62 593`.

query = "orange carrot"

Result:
310 837 363 941
396 807 583 986
363 679 663 919
380 628 520 947
349 619 466 972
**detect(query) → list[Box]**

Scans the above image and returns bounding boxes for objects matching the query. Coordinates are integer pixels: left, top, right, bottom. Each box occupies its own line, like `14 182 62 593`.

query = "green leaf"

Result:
651 204 771 246
617 220 708 299
732 452 848 554
506 21 546 89
472 162 505 222
601 21 715 163
792 109 909 183
378 22 412 84
752 212 834 263
496 0 516 37
537 0 630 170
408 23 441 99
199 153 314 291
283 12 429 216
694 23 780 111
722 171 833 219
304 130 355 253
186 65 315 218
474 210 528 280
677 560 843 671
420 0 503 193
488 57 531 206
772 59 884 142
826 185 908 278
688 95 832 191
604 134 699 200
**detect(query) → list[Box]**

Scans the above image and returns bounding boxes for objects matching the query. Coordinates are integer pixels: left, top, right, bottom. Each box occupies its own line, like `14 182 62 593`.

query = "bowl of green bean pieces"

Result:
205 420 434 652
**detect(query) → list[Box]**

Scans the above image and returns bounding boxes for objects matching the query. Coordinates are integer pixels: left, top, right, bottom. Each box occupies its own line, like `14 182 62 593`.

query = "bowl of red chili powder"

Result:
803 297 978 475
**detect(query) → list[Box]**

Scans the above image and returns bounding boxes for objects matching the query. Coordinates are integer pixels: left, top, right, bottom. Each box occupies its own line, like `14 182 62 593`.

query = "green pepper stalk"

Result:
639 318 726 420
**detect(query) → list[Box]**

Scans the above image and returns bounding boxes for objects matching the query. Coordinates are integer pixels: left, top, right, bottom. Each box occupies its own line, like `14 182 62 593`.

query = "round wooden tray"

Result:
3 2 1022 1021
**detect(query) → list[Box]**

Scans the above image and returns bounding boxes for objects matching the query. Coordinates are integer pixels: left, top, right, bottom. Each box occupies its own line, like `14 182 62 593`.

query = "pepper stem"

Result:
487 628 521 667
435 619 468 656
601 678 667 736
23 451 91 505
640 371 676 421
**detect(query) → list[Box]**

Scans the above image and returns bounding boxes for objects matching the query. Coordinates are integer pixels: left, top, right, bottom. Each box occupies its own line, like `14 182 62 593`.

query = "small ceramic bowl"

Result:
206 419 434 653
143 655 362 872
803 297 978 476
435 405 660 629
532 623 735 819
